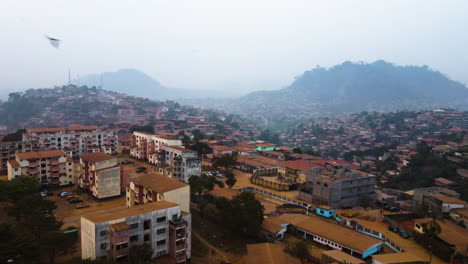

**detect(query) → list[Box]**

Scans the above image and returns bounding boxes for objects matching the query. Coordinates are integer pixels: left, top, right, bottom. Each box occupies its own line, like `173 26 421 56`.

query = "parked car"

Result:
66 196 78 201
136 167 147 173
69 199 83 204
58 192 72 197
120 160 134 165
216 173 225 178
399 230 410 239
388 225 399 233
40 192 47 197
76 204 90 209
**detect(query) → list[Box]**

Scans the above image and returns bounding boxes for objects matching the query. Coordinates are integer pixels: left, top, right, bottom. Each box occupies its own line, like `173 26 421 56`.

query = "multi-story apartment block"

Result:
130 132 201 183
0 140 40 173
81 201 191 263
156 146 201 183
7 150 74 186
22 125 118 158
130 131 182 160
299 166 376 208
79 152 123 199
126 173 190 212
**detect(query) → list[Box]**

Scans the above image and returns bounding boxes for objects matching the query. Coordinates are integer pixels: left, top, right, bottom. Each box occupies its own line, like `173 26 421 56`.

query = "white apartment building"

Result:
81 201 191 263
23 125 118 158
130 131 182 161
7 150 74 186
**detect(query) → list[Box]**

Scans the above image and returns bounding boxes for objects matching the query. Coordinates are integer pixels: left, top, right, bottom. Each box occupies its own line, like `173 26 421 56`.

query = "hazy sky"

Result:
1 0 468 98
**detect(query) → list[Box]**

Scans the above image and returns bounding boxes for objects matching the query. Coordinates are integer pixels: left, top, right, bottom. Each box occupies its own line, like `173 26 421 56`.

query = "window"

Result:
144 234 150 242
157 239 166 246
129 223 138 229
130 235 138 242
144 220 151 230
14 168 18 171
156 250 166 257
157 228 166 234
157 216 166 223
116 243 128 250
100 230 108 236
100 243 107 249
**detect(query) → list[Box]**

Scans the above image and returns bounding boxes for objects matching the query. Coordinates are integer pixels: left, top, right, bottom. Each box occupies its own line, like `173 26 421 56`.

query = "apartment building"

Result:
0 140 40 173
126 173 190 212
81 201 191 263
22 125 118 158
7 150 74 186
130 132 182 160
299 166 376 208
156 146 201 183
130 132 201 183
79 152 123 199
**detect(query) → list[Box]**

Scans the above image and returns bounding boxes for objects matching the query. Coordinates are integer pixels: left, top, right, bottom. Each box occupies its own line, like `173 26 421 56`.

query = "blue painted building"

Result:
316 205 335 218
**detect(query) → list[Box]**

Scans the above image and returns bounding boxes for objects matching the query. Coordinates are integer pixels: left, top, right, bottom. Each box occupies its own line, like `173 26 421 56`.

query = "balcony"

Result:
28 168 39 173
175 254 186 263
51 172 60 177
50 178 60 184
50 159 59 165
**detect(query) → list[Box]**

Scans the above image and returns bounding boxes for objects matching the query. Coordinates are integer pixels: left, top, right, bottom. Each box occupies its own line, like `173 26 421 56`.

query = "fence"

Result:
239 187 312 210
355 225 404 253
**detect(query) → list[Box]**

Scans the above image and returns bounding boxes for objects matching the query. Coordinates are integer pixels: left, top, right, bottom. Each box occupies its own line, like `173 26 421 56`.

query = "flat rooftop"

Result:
131 173 187 193
82 200 179 223
278 214 382 252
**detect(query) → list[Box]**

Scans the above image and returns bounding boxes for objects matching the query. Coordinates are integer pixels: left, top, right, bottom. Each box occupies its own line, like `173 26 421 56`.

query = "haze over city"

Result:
2 0 468 98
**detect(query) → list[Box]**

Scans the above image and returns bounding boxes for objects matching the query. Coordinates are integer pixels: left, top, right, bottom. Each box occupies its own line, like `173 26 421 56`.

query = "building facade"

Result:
130 132 182 161
0 140 40 173
299 166 376 208
130 132 201 183
7 150 74 186
23 125 118 158
79 152 123 199
81 201 191 263
126 173 190 213
156 146 201 183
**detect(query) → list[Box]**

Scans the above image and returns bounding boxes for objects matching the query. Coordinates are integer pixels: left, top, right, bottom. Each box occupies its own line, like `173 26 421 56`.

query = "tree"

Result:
213 153 238 174
129 125 154 134
271 133 281 145
0 177 76 264
259 129 271 141
128 244 154 264
1 128 26 142
0 176 41 202
188 174 216 195
217 192 264 236
293 147 302 154
188 142 210 155
225 172 237 189
284 240 311 260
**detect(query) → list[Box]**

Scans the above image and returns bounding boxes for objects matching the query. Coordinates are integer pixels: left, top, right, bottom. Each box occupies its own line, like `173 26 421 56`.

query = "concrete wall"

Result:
94 167 121 199
163 186 191 213
81 217 97 260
